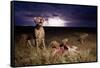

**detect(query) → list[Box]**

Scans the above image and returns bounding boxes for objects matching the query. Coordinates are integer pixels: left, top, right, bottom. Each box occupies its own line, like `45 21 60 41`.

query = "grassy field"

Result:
14 27 97 66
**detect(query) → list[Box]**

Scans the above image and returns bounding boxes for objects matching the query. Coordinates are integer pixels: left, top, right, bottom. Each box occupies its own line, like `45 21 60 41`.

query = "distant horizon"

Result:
15 26 97 28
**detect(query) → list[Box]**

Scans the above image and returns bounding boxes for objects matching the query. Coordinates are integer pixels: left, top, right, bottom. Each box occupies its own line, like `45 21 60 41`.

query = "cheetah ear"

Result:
34 17 37 23
34 17 37 20
41 17 45 23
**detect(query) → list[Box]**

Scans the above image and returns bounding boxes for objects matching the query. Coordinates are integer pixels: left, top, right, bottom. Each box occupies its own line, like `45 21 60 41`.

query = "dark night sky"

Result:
12 1 97 27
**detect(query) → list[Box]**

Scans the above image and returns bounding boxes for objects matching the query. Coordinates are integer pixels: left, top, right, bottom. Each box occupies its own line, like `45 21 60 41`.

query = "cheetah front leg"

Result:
36 39 40 52
42 39 46 51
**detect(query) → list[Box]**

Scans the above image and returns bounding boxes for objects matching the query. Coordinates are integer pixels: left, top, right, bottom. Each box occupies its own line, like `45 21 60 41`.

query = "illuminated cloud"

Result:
43 17 70 27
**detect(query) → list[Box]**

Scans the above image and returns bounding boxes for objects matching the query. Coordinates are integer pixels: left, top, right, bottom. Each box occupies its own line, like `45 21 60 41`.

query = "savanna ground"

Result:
14 27 97 66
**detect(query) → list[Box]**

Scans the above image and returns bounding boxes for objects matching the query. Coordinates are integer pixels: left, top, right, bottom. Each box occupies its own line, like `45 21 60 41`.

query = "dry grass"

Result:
15 32 97 66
